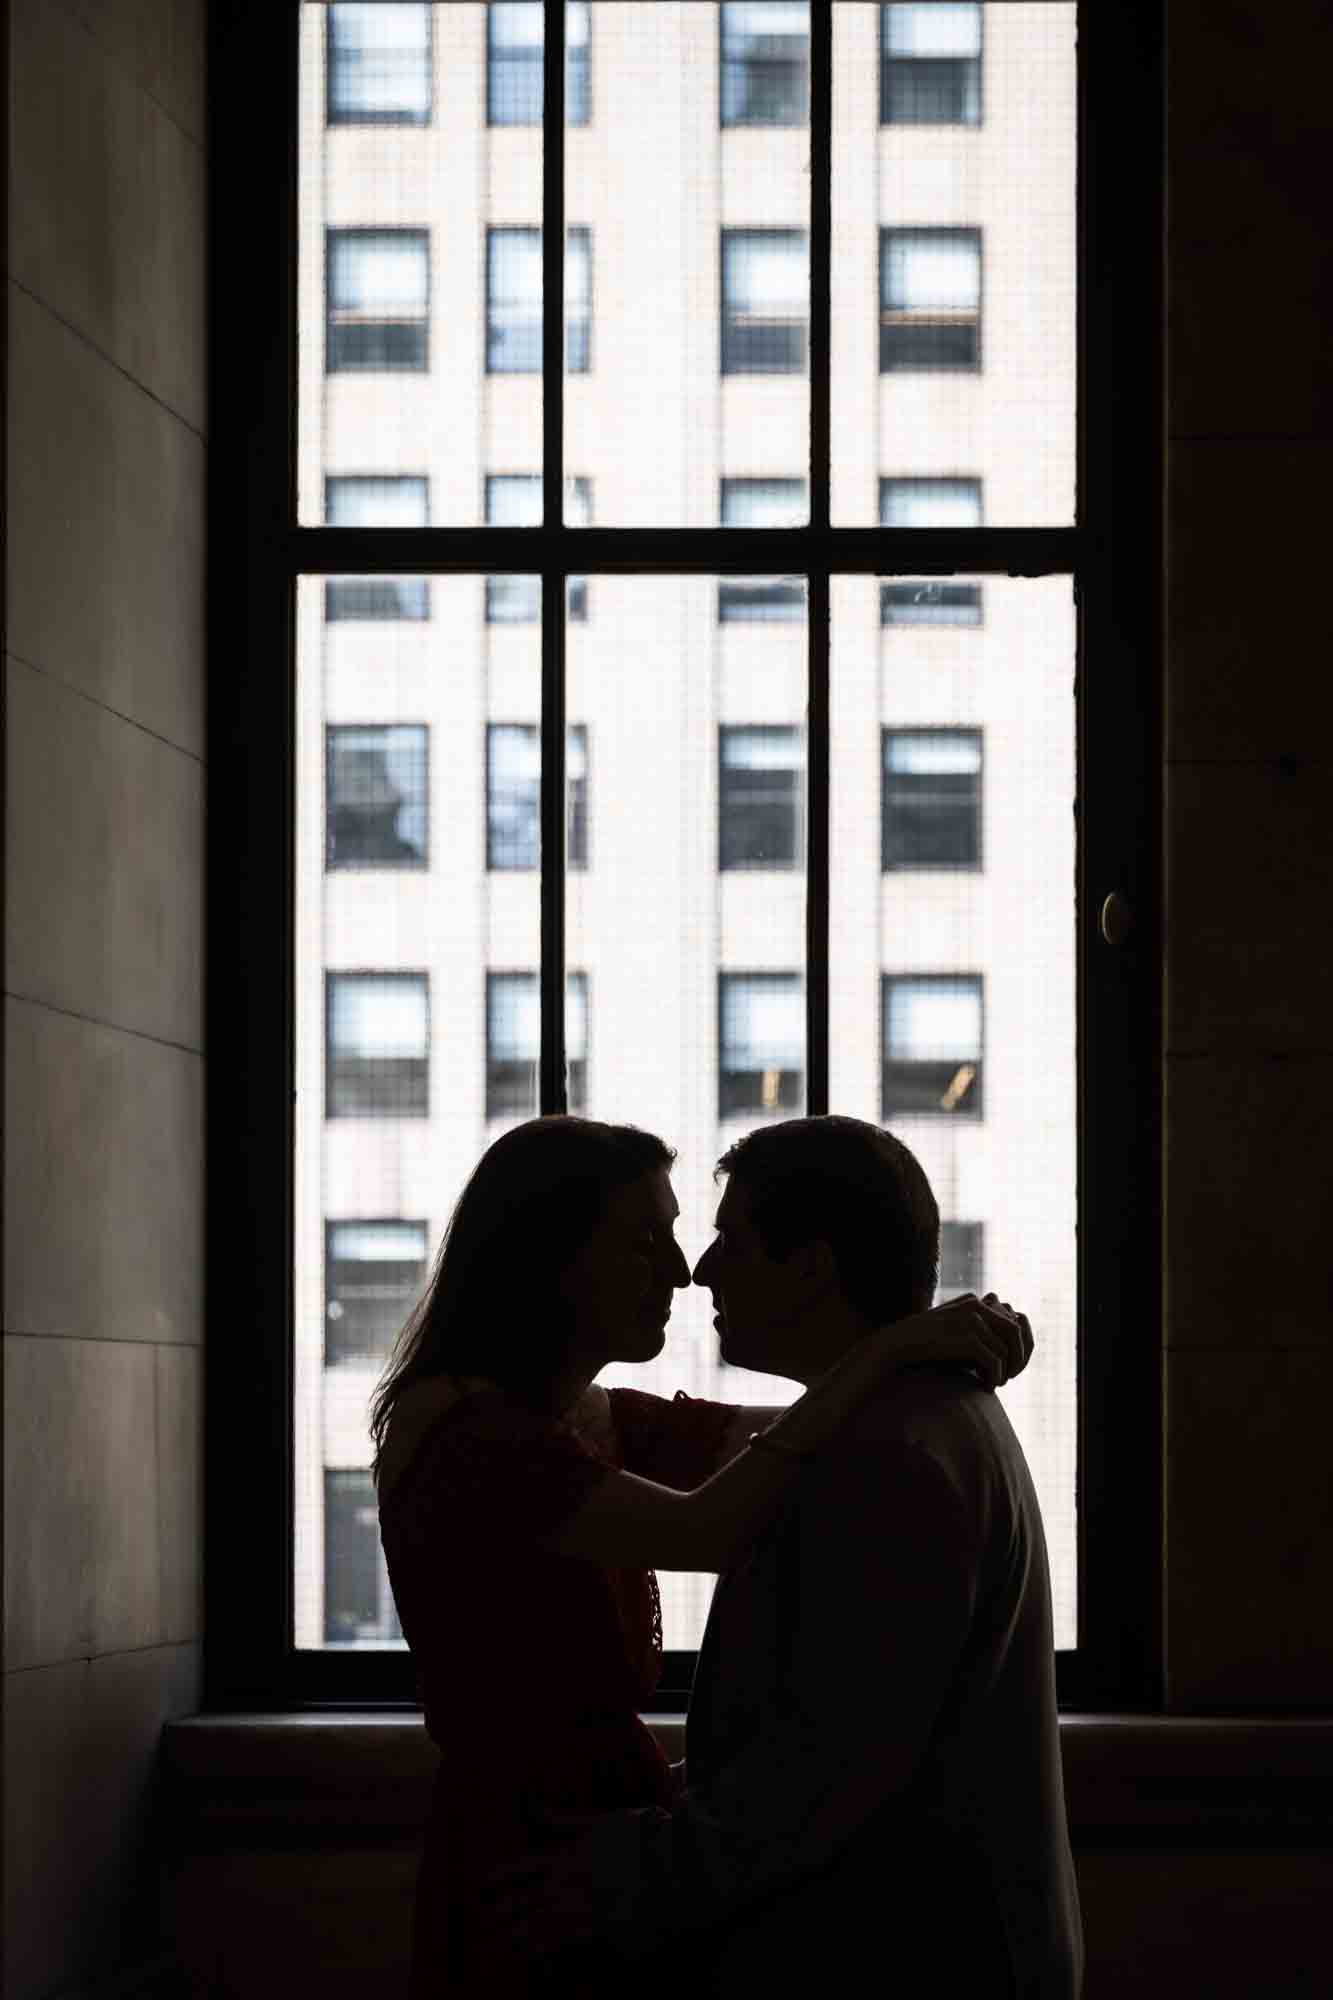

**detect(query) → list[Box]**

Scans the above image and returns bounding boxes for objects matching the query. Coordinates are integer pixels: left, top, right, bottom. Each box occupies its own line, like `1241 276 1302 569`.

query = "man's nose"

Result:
664 1237 691 1290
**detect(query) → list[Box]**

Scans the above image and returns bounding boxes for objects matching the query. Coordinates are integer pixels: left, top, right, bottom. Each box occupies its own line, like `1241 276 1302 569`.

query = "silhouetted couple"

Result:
373 1113 1082 1997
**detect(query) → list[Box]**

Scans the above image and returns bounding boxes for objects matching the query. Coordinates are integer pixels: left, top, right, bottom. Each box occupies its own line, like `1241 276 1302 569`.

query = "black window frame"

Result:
210 0 1164 1712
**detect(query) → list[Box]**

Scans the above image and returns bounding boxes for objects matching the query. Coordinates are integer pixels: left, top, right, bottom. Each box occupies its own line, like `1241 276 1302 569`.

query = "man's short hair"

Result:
717 1115 940 1326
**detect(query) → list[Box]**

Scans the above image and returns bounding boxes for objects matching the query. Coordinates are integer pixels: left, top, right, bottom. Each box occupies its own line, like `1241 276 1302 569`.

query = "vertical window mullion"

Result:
805 0 832 1114
540 0 568 1112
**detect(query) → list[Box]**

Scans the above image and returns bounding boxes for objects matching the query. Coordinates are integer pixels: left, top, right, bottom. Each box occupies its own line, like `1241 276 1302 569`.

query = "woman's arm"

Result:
539 1293 1027 1573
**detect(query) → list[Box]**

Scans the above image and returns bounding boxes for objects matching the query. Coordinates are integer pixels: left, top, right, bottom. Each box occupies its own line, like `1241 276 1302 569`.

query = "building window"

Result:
720 2 809 127
720 727 804 870
326 725 428 871
721 229 809 375
881 974 983 1118
324 1220 429 1367
719 478 807 621
324 1471 403 1644
880 3 982 126
327 4 431 126
486 226 591 374
879 227 981 371
487 723 589 871
326 228 429 373
487 972 588 1119
485 475 591 623
882 728 982 871
487 1 591 127
326 972 429 1118
937 1220 984 1302
719 973 804 1117
325 477 430 621
879 476 982 626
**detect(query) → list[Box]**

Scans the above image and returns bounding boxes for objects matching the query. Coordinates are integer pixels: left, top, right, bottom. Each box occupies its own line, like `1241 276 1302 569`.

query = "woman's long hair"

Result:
369 1115 674 1473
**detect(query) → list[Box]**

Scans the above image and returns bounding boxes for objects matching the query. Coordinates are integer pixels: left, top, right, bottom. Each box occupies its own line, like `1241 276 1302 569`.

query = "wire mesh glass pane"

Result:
294 574 540 1648
830 572 1077 1647
300 4 541 524
832 3 1076 524
567 575 805 1648
566 3 810 526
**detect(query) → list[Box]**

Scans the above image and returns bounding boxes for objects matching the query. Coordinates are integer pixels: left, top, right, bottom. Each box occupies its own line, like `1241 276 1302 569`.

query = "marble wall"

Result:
1162 0 1333 1709
2 2 207 1995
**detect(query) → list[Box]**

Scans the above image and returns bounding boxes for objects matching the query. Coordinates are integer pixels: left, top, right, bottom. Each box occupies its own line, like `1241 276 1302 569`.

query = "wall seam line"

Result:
6 646 205 765
3 990 205 1060
5 275 207 445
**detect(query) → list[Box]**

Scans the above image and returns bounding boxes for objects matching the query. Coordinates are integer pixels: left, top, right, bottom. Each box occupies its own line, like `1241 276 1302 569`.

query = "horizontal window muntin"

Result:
292 527 1077 575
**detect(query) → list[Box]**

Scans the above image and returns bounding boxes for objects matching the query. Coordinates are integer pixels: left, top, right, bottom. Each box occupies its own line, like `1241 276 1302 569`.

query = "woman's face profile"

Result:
557 1167 691 1367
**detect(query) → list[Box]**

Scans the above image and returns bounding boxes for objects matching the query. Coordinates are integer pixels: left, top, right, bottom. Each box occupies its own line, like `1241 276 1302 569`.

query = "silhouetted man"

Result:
516 1116 1082 1996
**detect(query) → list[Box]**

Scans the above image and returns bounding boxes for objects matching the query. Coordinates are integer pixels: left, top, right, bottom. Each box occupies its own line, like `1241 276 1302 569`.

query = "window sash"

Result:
209 0 1165 1710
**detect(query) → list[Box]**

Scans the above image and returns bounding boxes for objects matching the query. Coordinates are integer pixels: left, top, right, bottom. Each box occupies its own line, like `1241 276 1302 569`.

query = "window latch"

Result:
1099 891 1133 946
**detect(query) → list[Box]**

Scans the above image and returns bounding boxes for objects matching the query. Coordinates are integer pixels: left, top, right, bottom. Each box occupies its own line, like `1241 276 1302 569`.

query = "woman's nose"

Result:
692 1239 715 1287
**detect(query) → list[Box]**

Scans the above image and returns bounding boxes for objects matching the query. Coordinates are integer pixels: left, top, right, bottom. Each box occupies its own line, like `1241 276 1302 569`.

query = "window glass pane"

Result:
830 573 1076 1647
721 3 810 127
484 476 590 621
567 3 809 524
328 5 432 124
324 1471 402 1644
833 3 1075 524
325 1219 429 1365
295 573 541 1648
300 4 539 523
720 724 804 868
568 576 805 1647
327 723 429 867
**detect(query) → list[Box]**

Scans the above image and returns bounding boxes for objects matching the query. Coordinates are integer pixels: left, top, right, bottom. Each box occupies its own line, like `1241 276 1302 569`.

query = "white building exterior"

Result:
293 2 1077 1652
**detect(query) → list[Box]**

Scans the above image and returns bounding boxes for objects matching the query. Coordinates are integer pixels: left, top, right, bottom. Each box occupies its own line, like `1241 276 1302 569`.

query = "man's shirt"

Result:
584 1366 1083 1998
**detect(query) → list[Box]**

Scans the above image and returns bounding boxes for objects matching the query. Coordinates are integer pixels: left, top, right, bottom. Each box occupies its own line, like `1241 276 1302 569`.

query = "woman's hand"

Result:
882 1292 1033 1389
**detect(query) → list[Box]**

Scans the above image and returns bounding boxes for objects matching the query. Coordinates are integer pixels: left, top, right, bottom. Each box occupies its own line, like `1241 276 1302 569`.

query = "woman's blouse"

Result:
377 1383 740 1898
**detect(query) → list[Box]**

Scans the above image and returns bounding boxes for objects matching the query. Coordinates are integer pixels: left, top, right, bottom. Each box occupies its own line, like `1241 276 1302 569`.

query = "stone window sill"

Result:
162 1712 1333 1848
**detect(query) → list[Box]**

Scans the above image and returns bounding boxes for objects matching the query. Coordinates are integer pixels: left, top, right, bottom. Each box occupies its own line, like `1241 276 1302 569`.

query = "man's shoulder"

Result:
817 1371 1032 1507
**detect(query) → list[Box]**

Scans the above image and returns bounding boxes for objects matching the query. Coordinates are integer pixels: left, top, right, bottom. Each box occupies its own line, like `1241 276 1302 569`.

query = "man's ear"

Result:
790 1236 838 1293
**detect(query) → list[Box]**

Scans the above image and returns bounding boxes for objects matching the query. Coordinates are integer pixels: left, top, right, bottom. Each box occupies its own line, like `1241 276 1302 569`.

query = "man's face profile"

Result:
692 1177 807 1377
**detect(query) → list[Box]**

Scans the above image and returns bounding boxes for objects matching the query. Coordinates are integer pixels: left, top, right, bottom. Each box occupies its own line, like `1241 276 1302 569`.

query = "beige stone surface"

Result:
1166 439 1333 761
4 1333 161 1669
1168 0 1333 440
1165 757 1333 1056
1165 1052 1333 1348
1165 1347 1333 1707
6 283 205 755
3 996 203 1347
9 0 206 431
65 0 208 145
2 1643 201 2000
156 1343 204 1643
5 657 203 1049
